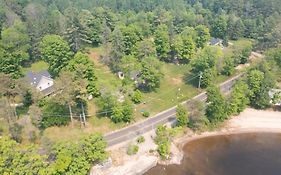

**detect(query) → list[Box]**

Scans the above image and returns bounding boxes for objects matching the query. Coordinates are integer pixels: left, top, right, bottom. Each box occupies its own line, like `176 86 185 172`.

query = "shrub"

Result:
28 131 37 143
127 144 139 155
157 142 170 159
176 104 188 127
137 136 145 144
9 123 23 143
142 111 150 117
131 90 142 104
40 102 70 129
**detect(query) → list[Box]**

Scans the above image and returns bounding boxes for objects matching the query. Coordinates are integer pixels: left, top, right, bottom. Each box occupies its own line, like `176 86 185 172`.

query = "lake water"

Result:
144 133 281 175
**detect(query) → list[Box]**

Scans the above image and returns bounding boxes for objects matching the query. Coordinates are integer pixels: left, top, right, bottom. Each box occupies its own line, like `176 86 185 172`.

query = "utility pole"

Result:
198 71 203 89
81 103 86 126
68 104 74 126
79 114 82 126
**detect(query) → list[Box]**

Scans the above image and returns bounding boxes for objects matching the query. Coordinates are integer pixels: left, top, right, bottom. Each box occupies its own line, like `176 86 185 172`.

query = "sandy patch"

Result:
177 108 281 147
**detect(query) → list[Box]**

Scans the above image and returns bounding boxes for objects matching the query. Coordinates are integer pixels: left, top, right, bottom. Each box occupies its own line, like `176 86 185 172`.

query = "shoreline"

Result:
91 108 281 175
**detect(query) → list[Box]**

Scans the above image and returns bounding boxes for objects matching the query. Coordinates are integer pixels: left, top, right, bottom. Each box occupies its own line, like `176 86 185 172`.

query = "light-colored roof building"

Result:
26 70 54 96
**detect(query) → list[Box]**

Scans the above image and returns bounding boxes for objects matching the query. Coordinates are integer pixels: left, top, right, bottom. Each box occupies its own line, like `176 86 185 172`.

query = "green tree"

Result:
111 104 124 123
135 39 156 59
211 16 227 39
110 27 125 70
247 70 271 109
39 35 73 77
80 134 108 163
232 19 245 40
0 20 30 78
111 100 133 123
176 104 188 127
191 47 222 88
195 25 211 48
139 57 162 92
0 137 48 175
174 35 195 63
222 56 235 76
154 24 170 62
206 85 227 122
64 7 92 52
121 25 142 55
66 52 99 97
228 81 249 115
187 100 209 130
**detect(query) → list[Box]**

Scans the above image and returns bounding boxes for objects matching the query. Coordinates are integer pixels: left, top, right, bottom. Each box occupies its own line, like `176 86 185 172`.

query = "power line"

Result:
37 73 202 118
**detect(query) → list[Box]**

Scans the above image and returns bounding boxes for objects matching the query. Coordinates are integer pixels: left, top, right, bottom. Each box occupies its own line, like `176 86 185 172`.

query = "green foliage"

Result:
154 125 175 160
135 39 156 59
195 25 211 48
127 144 139 155
66 52 99 97
23 90 33 107
39 35 73 77
187 100 209 131
206 85 227 123
142 111 150 118
131 90 142 104
110 27 125 67
211 16 227 39
111 100 133 123
139 57 162 92
240 47 252 64
49 134 107 175
176 104 189 127
174 35 196 63
222 56 235 76
154 24 170 62
137 136 145 144
0 137 48 175
121 25 142 55
191 46 221 88
9 123 23 143
228 81 250 115
0 20 30 78
40 101 70 129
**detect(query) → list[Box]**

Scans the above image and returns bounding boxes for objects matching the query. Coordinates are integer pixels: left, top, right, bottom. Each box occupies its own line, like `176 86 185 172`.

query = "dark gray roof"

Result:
210 38 223 45
26 70 52 87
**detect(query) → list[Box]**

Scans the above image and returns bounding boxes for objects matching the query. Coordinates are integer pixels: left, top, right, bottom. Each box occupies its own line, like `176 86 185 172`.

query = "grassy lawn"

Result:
22 61 49 74
89 48 122 92
135 63 202 118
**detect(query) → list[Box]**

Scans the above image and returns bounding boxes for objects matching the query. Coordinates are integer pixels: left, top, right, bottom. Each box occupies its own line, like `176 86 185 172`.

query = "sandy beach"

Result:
91 108 281 175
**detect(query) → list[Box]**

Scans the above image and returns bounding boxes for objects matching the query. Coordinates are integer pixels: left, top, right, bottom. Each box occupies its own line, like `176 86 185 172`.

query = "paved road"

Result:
104 74 243 147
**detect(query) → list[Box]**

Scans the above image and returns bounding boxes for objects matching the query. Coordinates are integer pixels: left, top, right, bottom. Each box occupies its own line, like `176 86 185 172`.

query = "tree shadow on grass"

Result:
183 73 199 88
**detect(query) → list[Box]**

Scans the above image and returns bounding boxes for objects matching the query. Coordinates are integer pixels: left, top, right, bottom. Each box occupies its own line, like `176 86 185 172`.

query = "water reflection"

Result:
145 133 281 175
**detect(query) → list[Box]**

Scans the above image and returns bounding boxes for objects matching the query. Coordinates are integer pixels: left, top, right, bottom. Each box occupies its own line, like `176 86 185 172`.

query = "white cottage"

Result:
26 70 54 96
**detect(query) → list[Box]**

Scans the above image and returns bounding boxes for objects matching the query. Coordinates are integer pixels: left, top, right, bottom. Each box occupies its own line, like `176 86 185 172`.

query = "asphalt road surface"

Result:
104 74 243 147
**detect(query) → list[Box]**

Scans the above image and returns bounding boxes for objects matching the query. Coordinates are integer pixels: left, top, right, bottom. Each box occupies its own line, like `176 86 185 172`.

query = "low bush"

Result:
127 144 139 155
137 136 145 144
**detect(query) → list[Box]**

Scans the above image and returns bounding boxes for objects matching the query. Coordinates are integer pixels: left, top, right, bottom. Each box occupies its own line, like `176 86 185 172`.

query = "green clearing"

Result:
22 61 49 74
